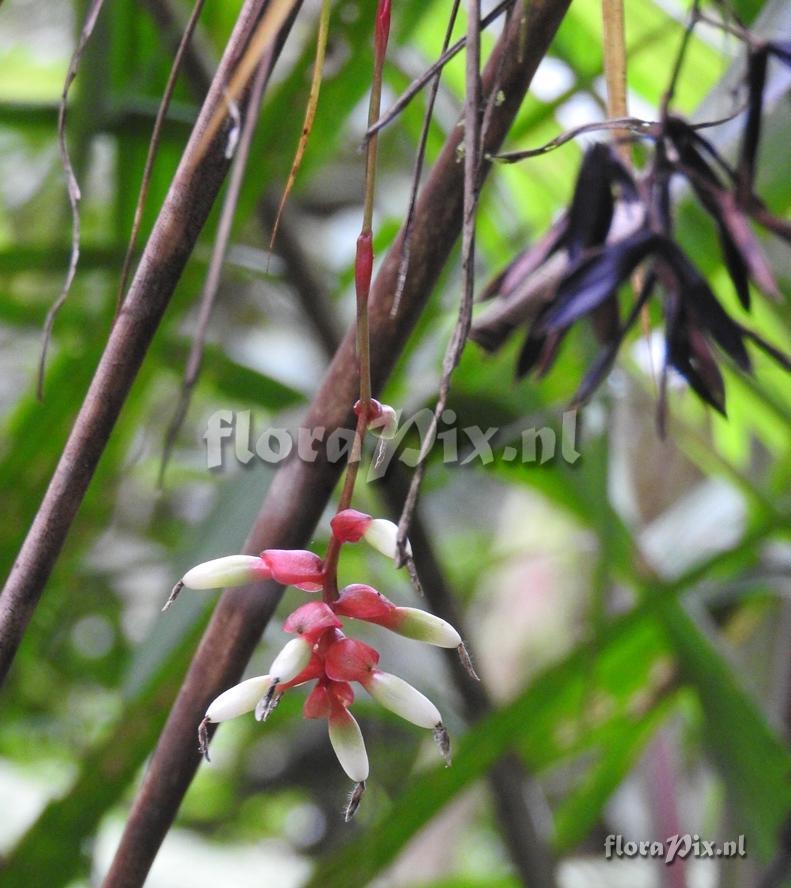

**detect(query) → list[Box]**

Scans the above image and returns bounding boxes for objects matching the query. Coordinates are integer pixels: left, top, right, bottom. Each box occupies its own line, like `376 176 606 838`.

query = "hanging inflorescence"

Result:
165 498 473 821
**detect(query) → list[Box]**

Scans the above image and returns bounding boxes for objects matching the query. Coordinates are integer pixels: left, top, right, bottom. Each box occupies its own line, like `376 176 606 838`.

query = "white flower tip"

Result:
269 637 312 684
363 519 412 560
367 671 441 729
329 711 369 783
369 405 398 439
182 555 266 590
205 675 273 723
394 607 462 648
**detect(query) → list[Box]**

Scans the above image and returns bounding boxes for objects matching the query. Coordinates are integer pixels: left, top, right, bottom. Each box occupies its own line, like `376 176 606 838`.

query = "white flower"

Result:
365 671 441 729
182 555 268 590
368 404 398 439
363 518 412 560
328 708 369 782
268 637 312 683
392 607 461 648
205 675 273 722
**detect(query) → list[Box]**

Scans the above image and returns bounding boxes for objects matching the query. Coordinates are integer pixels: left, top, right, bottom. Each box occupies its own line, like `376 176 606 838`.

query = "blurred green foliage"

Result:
0 0 790 886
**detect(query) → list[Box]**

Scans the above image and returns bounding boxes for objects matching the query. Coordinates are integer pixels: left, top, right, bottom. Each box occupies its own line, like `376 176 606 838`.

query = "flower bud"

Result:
330 509 372 544
391 607 462 648
182 555 270 590
364 671 442 729
328 707 369 782
205 675 273 723
324 637 380 683
269 637 313 684
331 510 411 560
333 584 397 622
363 518 412 559
355 398 398 439
283 601 342 640
260 549 324 592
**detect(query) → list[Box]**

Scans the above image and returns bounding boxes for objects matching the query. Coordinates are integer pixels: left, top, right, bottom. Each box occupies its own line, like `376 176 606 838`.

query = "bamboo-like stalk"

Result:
0 0 302 686
101 3 571 885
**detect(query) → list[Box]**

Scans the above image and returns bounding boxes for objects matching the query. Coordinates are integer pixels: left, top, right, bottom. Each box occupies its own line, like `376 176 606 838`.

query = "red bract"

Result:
260 549 325 591
333 583 397 623
303 680 354 719
283 601 342 640
324 637 380 683
354 398 383 421
303 682 331 719
330 509 372 544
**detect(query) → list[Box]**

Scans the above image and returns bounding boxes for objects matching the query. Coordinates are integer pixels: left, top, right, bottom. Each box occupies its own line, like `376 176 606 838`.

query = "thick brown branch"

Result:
101 3 570 885
0 0 297 686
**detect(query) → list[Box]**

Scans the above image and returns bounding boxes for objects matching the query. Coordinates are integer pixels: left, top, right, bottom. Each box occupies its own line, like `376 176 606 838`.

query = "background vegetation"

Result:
0 0 789 886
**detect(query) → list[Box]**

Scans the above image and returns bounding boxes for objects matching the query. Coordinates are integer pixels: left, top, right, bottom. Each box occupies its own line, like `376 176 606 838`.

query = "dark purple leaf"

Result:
480 214 568 302
569 272 656 408
664 291 726 415
515 329 546 379
540 229 658 333
738 47 768 202
767 40 791 67
591 296 620 344
666 117 738 194
565 143 616 261
657 238 751 371
715 189 781 302
515 325 567 380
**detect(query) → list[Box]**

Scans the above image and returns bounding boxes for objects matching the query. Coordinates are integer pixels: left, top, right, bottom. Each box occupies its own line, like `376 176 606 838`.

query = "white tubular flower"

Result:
365 671 442 729
363 518 412 560
368 404 398 439
268 637 312 684
391 607 462 648
182 555 269 590
328 708 369 782
205 675 273 723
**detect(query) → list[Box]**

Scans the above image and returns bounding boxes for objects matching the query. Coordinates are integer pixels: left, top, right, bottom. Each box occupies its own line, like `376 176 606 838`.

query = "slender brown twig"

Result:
116 0 208 312
158 45 279 487
38 0 107 399
395 0 483 562
391 0 461 318
364 0 515 141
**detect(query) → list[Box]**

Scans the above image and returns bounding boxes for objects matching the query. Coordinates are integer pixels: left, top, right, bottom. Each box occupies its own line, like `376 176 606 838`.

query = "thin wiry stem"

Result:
396 0 483 563
364 0 515 141
38 0 107 400
391 0 461 318
322 0 391 601
267 0 331 256
158 47 277 487
116 0 207 313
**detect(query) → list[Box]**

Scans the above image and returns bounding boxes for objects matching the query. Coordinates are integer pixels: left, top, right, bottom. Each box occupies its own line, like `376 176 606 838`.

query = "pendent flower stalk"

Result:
165 0 477 822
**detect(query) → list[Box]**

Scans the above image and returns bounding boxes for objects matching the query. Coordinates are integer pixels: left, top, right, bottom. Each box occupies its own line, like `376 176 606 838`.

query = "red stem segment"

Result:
322 0 391 600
